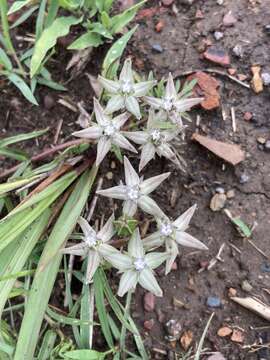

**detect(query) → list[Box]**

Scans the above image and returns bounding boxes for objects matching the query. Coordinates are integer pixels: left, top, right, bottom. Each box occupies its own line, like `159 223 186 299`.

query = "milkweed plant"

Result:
63 58 208 297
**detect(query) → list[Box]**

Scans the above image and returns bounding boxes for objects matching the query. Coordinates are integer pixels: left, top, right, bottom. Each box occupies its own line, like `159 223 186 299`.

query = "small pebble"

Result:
261 72 270 86
264 140 270 150
207 296 221 308
152 44 164 53
239 173 249 184
155 20 165 32
241 280 253 293
228 287 237 297
217 0 224 4
144 292 156 312
261 263 270 273
215 186 225 194
214 31 224 41
165 319 182 341
223 11 237 27
226 189 235 199
243 112 253 121
264 25 270 34
232 44 244 58
257 137 266 145
203 47 230 66
210 193 227 211
106 171 113 180
144 319 154 331
162 0 174 6
179 0 194 4
44 95 55 110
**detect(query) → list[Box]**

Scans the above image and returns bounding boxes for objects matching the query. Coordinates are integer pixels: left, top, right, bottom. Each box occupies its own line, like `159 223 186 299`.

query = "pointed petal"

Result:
128 228 144 258
174 98 203 112
156 143 180 166
120 58 134 83
143 231 164 250
138 268 163 297
143 96 163 109
112 133 137 153
97 185 127 200
61 243 88 256
97 213 115 243
146 108 156 129
165 240 178 275
175 231 208 250
133 80 156 97
96 137 111 166
145 252 169 269
124 156 140 187
100 245 133 271
85 250 100 283
105 95 125 114
125 96 141 119
112 112 130 129
138 195 165 218
117 270 138 297
72 125 102 139
121 131 148 145
139 142 156 172
163 129 180 142
140 172 170 195
78 217 96 238
98 75 120 94
165 73 177 100
94 98 110 126
172 204 197 230
123 200 137 217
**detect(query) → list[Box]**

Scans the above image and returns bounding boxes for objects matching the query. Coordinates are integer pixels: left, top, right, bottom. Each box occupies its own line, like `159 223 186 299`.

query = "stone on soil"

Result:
203 47 230 66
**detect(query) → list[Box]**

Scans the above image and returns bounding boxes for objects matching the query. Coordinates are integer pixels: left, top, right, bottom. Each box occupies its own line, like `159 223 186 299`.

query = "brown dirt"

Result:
1 0 270 359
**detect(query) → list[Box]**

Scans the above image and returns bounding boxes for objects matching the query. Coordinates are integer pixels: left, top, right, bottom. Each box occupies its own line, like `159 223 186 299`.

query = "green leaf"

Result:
80 283 91 347
90 22 113 39
231 217 252 238
93 271 114 349
37 330 57 360
7 73 38 105
0 147 29 161
13 167 98 360
0 175 40 196
46 306 97 326
30 16 82 77
0 128 48 148
0 48 12 70
63 349 106 360
0 211 51 316
102 26 137 78
10 5 39 29
7 0 32 14
110 1 146 34
68 31 103 50
37 76 67 91
35 0 47 40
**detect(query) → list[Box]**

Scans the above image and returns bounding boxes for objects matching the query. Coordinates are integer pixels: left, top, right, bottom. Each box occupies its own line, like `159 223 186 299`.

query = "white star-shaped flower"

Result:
143 73 203 127
100 228 169 297
143 205 208 274
72 98 137 166
98 58 156 119
96 156 170 218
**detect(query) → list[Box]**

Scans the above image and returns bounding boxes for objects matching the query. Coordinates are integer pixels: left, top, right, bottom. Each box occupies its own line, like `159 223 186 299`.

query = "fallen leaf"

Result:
217 326 232 337
180 330 193 350
210 193 227 212
191 133 245 166
86 73 103 98
231 296 270 321
187 72 220 110
251 65 263 93
230 329 244 343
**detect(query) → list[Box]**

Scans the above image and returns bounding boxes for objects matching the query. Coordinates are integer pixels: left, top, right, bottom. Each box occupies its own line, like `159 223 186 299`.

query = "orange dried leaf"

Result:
217 326 232 337
180 330 193 350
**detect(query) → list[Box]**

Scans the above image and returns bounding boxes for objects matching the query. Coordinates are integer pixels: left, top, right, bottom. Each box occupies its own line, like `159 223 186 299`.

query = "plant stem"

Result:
120 290 133 359
0 0 25 76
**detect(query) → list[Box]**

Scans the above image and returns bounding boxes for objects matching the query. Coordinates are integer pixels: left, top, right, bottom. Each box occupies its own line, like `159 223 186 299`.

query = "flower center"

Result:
126 186 140 201
85 232 98 247
121 80 133 94
150 129 161 142
134 257 146 271
160 222 173 236
163 98 173 111
104 123 116 136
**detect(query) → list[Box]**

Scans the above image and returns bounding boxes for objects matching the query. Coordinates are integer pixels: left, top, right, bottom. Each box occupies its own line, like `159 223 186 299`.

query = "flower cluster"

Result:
62 59 207 298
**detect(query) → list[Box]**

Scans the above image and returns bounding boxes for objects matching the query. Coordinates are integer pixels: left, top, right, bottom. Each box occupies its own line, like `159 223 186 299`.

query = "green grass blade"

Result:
46 307 98 327
0 175 40 196
0 210 51 316
194 312 215 360
37 330 57 360
0 128 48 148
13 167 98 360
93 271 114 349
8 73 38 105
80 283 91 348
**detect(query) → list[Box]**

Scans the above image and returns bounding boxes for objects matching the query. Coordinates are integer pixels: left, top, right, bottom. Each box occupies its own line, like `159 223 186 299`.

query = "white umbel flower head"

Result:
72 98 137 166
96 156 170 218
143 205 208 274
61 214 117 283
98 58 156 119
122 109 185 171
99 228 169 297
143 73 203 127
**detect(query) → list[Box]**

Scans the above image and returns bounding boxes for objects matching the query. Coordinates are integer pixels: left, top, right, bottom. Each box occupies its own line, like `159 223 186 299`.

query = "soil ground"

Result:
1 0 270 359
